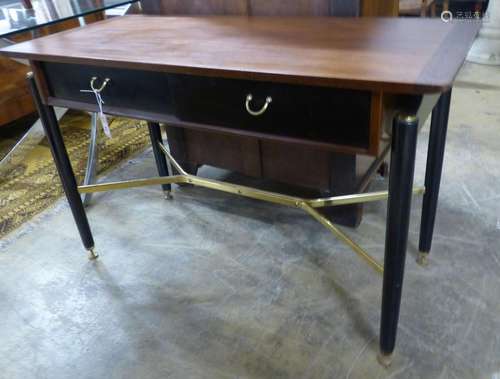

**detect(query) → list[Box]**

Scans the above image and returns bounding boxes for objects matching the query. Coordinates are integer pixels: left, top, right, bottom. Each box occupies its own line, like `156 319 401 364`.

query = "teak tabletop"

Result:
0 15 480 93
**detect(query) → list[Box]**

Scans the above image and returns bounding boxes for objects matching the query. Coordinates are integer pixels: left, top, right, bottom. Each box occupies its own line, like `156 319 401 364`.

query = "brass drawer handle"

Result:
90 76 111 93
245 94 272 116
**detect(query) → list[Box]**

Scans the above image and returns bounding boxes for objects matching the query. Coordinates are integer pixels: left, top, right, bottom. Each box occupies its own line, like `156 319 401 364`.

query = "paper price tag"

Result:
99 112 111 138
80 87 112 138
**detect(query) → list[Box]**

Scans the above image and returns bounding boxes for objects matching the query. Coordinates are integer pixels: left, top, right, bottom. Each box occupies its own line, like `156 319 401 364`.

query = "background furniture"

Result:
0 54 33 126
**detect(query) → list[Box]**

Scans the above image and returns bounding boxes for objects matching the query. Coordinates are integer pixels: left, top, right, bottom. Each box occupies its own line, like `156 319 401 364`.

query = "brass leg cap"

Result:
88 248 99 260
164 190 173 200
377 352 393 368
416 252 429 267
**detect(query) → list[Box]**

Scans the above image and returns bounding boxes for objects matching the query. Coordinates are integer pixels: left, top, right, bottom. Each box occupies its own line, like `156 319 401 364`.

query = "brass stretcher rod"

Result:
77 142 426 275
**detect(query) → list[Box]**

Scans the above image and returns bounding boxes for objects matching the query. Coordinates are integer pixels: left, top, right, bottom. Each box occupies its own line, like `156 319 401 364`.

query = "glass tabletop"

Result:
0 0 137 38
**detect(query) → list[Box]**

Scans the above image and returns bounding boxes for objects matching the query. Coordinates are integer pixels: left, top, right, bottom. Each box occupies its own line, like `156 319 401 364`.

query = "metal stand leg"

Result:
147 122 172 199
27 73 97 259
82 113 99 207
379 114 419 366
418 89 452 266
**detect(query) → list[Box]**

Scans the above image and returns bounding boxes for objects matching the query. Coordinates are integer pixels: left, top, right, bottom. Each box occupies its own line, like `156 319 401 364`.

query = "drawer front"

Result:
171 74 372 150
42 62 373 152
43 62 174 115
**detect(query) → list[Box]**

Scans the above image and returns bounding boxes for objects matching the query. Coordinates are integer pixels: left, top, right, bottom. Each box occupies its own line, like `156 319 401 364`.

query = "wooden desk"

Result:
0 15 480 364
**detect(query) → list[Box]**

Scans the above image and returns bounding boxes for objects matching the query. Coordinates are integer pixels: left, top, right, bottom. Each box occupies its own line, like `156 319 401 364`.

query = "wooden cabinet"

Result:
0 57 33 127
0 14 104 127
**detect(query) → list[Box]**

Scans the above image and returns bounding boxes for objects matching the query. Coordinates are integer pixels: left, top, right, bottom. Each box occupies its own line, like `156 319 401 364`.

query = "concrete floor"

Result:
1 62 500 379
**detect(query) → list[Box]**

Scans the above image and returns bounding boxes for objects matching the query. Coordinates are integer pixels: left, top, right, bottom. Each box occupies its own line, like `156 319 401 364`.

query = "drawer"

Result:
41 62 375 153
170 74 372 150
42 62 174 115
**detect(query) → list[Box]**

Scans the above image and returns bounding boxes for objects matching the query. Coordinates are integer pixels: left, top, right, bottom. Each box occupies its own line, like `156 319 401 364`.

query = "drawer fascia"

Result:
34 60 384 156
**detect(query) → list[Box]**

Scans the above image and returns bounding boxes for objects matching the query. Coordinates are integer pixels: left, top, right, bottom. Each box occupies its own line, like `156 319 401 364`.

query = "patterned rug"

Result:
0 111 151 238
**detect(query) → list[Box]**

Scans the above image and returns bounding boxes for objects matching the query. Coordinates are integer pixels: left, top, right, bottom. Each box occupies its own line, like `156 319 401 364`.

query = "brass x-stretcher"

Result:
78 141 425 274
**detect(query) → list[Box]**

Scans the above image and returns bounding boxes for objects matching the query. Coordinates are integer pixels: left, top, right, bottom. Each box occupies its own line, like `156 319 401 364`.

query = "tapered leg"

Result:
418 89 452 266
147 122 172 199
27 73 97 259
379 114 419 366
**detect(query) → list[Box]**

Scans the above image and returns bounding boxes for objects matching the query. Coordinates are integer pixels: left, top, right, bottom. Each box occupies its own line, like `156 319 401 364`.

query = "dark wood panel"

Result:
165 126 199 175
322 153 362 227
260 140 331 189
2 16 480 94
171 74 371 150
184 130 262 177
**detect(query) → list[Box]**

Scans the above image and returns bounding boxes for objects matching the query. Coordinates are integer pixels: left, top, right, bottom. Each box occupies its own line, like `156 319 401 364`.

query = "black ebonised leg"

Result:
379 114 419 366
27 73 97 259
147 122 172 199
418 89 452 266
